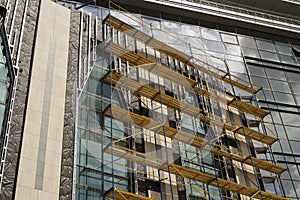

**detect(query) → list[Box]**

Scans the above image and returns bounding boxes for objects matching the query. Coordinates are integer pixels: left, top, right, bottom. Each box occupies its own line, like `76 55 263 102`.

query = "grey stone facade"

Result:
59 10 80 200
0 0 41 199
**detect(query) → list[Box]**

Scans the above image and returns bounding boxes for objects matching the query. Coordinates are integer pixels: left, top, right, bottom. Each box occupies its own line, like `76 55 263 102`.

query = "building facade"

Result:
0 0 299 200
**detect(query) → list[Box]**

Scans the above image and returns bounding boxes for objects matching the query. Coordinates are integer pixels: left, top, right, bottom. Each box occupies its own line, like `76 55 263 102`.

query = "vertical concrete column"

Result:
14 0 70 199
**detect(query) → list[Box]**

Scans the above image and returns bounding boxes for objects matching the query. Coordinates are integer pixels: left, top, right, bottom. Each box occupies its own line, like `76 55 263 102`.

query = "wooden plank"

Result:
106 188 155 200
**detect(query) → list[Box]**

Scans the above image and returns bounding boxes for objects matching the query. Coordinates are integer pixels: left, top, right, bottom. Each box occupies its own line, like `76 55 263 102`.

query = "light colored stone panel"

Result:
25 111 43 129
23 122 41 137
46 138 63 154
17 171 36 188
42 177 60 193
45 151 61 166
44 163 61 179
15 186 39 200
21 144 39 161
18 158 37 174
37 190 58 200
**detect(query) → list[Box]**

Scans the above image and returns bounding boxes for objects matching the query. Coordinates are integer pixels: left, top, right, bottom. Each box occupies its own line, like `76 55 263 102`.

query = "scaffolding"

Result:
104 42 269 119
104 144 289 200
104 15 262 94
103 71 277 145
83 4 292 200
104 105 286 174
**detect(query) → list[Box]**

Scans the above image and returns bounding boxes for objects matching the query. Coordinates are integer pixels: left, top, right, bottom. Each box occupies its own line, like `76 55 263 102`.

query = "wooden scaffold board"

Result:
106 187 155 200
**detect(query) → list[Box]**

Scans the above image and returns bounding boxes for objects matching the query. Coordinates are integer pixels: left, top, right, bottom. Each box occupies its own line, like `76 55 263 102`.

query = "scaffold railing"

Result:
104 105 286 174
102 70 277 145
104 143 289 200
104 14 261 94
104 42 269 119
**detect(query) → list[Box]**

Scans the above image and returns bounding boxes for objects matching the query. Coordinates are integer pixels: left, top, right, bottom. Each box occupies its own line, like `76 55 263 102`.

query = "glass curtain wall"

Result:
74 4 300 200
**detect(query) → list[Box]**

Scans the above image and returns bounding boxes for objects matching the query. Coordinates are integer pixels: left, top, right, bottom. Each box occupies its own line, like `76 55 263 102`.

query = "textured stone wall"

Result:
0 0 40 199
59 10 99 199
59 10 80 200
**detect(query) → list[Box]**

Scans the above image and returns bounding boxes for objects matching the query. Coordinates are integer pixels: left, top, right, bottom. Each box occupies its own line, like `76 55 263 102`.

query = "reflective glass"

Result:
290 83 300 94
251 76 270 88
162 20 181 32
256 39 276 52
248 65 266 76
269 80 291 93
265 68 286 80
295 95 300 106
275 42 292 55
285 126 300 141
238 36 256 48
221 33 238 44
290 141 300 154
257 89 274 102
0 82 7 102
182 24 200 36
183 36 204 50
224 44 241 56
201 28 221 41
0 104 4 133
259 50 280 62
203 39 224 53
227 60 246 73
164 33 184 45
279 54 297 65
143 17 161 29
0 64 8 80
280 112 300 126
242 47 260 58
286 72 300 83
273 92 295 104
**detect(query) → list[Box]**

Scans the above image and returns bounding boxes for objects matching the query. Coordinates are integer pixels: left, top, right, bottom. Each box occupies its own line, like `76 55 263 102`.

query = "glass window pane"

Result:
290 141 300 154
275 42 292 55
265 68 286 80
203 39 224 53
269 80 291 93
227 60 246 73
273 92 295 104
238 36 256 48
281 112 300 126
201 28 221 41
225 44 241 56
290 83 300 94
183 36 204 50
286 72 300 83
295 95 300 106
221 33 238 44
242 47 260 58
279 54 297 65
182 24 200 36
256 40 276 52
259 50 280 62
251 76 270 88
0 64 8 81
285 126 300 140
248 65 266 76
162 20 181 32
0 82 7 102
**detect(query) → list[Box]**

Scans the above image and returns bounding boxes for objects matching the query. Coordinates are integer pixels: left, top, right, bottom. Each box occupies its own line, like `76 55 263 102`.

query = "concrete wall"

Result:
14 0 70 199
